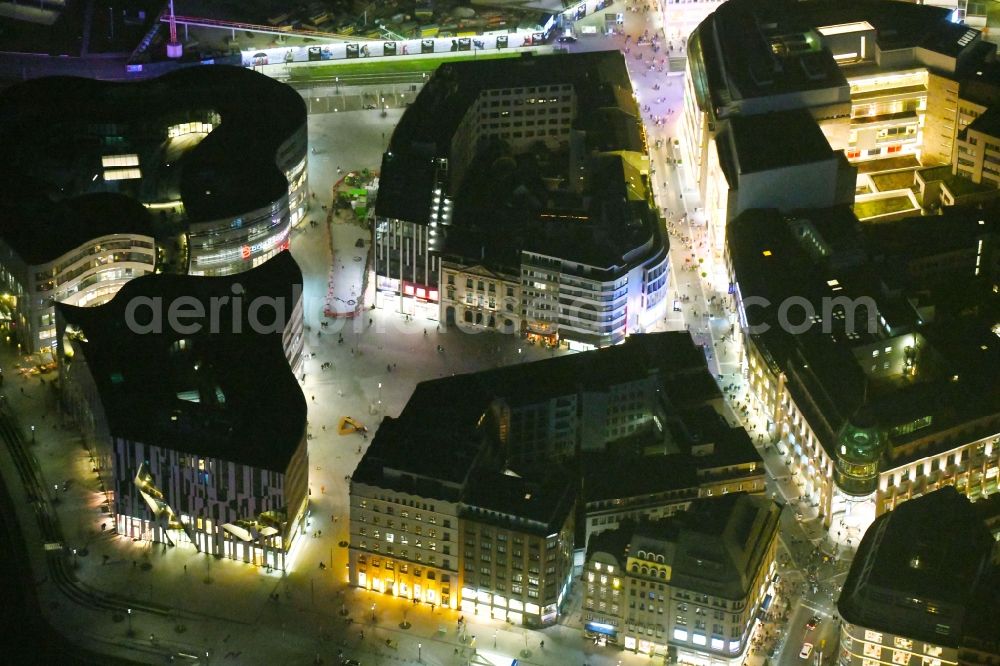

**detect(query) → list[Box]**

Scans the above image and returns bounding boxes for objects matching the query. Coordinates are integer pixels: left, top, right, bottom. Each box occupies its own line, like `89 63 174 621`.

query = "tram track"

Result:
0 409 170 618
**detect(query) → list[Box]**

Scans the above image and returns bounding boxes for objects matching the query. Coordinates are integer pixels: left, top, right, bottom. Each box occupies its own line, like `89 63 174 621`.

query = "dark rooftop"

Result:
967 106 1000 139
0 192 154 266
669 493 781 600
375 50 662 271
585 494 781 600
838 487 995 647
57 251 306 472
0 66 305 264
725 109 836 175
462 466 577 535
352 332 722 501
582 452 698 504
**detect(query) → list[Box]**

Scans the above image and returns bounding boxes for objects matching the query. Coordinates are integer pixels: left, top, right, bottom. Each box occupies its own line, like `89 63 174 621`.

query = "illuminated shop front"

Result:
188 199 292 276
0 66 309 350
57 252 309 573
115 506 303 571
460 587 546 625
353 555 456 609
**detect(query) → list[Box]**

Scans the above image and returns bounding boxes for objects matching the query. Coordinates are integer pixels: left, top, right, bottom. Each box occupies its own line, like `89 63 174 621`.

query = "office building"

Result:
348 385 576 625
583 493 781 664
373 51 668 349
727 203 999 537
680 0 997 266
57 251 307 570
837 487 999 666
0 66 308 353
0 194 156 356
348 333 764 622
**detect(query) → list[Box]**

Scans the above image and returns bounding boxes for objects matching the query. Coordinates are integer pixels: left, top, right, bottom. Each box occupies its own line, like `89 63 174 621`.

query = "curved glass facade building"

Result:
0 66 308 352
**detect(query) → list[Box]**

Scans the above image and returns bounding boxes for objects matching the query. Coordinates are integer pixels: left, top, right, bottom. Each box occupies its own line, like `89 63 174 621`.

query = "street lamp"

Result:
127 608 133 636
378 382 382 410
493 631 497 648
72 548 78 569
371 603 376 621
418 643 422 662
335 76 339 93
31 424 35 442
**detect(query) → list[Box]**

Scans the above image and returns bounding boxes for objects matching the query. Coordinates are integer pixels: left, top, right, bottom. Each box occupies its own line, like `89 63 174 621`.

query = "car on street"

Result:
558 34 577 42
806 615 820 630
800 643 814 659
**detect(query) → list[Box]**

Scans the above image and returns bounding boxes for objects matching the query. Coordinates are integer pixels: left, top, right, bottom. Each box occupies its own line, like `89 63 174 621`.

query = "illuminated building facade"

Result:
583 494 781 664
439 260 522 334
680 0 997 267
582 413 766 548
727 205 1000 536
57 251 307 570
0 66 308 353
347 355 577 625
0 194 156 354
348 332 762 622
837 488 999 666
952 106 1000 189
458 470 576 626
373 51 668 348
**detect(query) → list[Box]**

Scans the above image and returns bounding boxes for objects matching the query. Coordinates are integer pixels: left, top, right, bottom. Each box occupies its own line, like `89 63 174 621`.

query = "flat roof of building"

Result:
724 109 836 175
0 66 305 265
838 488 994 647
727 205 1000 460
968 105 1000 138
353 332 726 502
585 493 782 600
688 0 989 119
582 452 698 504
57 251 306 472
375 50 663 271
0 192 154 266
462 466 577 535
669 493 781 599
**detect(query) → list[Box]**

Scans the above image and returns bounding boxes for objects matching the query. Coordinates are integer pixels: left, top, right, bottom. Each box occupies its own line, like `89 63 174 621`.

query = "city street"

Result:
0 3 860 663
0 104 647 666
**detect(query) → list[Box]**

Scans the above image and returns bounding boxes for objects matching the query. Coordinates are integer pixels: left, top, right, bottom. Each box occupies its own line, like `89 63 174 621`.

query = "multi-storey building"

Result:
583 493 781 664
439 260 521 334
0 65 308 353
348 385 575 625
57 251 307 569
0 194 156 354
953 107 1000 189
727 203 999 537
680 0 997 268
458 468 576 625
348 332 763 621
837 487 999 666
373 51 668 349
582 404 766 547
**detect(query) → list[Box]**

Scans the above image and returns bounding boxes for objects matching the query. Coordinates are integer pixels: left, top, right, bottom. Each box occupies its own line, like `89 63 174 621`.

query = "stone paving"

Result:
0 6 856 663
